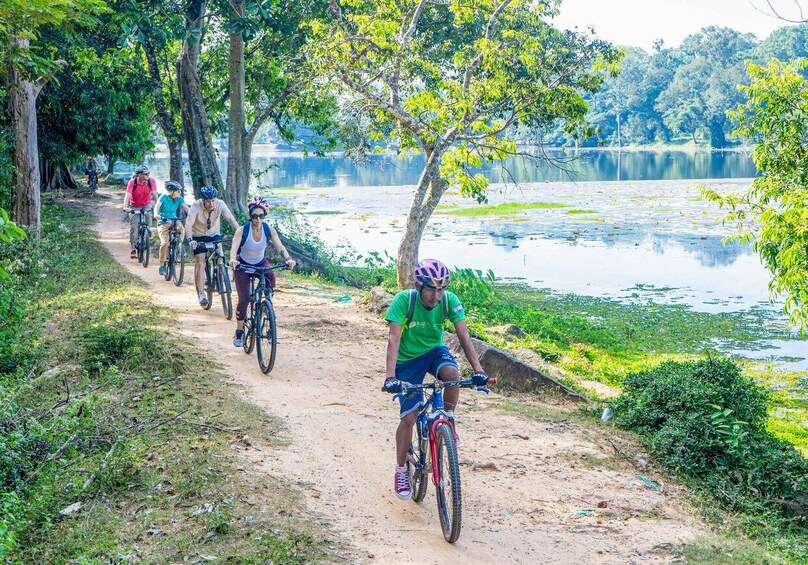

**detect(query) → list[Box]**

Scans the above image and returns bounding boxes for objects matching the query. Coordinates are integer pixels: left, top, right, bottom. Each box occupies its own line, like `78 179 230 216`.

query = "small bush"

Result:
613 359 808 516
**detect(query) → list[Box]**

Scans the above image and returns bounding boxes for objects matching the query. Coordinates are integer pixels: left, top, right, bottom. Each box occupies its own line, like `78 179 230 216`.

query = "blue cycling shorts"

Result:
395 346 458 418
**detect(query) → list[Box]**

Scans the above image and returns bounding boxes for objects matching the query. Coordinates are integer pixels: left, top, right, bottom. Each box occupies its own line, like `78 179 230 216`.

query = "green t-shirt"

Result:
157 194 185 225
385 290 465 362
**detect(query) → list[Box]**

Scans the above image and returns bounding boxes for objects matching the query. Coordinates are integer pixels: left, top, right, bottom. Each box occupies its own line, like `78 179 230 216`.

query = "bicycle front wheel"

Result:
243 303 255 354
256 299 277 374
172 239 185 286
203 263 213 311
407 426 428 503
434 423 462 543
218 265 233 320
142 228 151 268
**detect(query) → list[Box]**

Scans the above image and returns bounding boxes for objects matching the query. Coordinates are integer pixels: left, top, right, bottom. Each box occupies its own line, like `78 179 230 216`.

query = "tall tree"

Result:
36 24 154 189
177 0 223 198
704 60 808 330
223 0 337 211
0 0 107 236
311 0 618 286
120 0 188 184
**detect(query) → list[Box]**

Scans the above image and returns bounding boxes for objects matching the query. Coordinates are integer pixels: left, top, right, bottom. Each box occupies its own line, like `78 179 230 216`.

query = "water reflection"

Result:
145 148 757 191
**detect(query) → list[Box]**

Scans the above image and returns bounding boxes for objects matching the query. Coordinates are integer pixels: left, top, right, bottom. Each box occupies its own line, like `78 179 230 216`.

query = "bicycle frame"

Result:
396 380 490 486
237 263 289 311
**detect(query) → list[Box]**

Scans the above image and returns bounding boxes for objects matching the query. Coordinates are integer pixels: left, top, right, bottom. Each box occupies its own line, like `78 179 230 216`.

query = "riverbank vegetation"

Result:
310 249 807 561
0 203 337 562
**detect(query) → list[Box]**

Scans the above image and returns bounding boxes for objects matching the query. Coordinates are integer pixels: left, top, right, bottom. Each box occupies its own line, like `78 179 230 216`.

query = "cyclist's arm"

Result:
122 192 131 210
230 226 243 267
184 207 197 240
153 197 163 219
453 320 484 374
386 323 402 380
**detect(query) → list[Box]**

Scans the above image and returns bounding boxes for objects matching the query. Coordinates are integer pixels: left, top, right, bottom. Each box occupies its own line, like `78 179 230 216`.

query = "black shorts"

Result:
192 235 219 255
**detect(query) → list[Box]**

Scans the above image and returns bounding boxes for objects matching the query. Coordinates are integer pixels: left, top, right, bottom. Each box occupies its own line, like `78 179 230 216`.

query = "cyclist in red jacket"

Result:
122 165 157 259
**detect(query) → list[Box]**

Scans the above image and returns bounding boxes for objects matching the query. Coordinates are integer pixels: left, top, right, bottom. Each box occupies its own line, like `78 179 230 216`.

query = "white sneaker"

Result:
199 291 208 306
394 466 411 500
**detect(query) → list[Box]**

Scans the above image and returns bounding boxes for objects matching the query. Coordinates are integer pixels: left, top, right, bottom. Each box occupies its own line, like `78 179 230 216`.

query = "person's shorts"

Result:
192 235 218 255
395 346 458 417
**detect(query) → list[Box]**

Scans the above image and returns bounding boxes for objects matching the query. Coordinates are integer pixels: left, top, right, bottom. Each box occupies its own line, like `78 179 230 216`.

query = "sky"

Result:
553 0 803 50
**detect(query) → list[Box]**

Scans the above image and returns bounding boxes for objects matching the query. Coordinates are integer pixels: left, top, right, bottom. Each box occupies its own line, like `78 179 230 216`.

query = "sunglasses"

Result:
250 213 266 220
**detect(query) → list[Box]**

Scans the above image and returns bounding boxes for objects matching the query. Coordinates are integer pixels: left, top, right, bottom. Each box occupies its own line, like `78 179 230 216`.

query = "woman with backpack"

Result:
228 197 296 347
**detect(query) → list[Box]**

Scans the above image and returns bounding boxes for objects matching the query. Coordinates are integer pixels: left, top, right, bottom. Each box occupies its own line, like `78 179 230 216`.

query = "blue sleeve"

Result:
384 291 410 324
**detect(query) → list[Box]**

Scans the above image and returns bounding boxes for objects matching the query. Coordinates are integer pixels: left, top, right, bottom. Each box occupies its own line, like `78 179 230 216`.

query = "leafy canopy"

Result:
703 59 808 330
308 0 619 202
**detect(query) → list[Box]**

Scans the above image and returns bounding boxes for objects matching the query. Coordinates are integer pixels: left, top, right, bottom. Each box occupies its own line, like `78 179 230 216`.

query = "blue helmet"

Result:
165 180 183 193
200 185 218 200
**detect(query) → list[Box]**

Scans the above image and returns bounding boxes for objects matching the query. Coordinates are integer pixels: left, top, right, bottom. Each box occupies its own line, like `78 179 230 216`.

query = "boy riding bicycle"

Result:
383 259 488 500
154 181 190 276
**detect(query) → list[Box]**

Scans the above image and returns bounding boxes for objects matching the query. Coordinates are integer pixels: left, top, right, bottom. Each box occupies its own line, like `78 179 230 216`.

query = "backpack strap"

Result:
402 289 449 330
236 221 272 259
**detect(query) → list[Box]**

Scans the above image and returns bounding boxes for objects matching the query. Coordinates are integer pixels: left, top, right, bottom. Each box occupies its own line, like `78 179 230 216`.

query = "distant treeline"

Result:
549 24 808 148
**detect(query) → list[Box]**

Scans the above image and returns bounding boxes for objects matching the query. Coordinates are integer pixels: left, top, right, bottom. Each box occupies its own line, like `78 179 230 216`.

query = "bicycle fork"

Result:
428 416 453 487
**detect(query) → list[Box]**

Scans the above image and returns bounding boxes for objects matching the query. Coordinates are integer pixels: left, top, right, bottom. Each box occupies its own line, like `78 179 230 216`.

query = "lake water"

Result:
144 148 807 370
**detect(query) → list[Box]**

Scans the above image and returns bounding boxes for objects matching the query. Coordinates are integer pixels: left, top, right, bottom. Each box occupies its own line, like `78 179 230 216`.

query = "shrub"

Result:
613 359 808 515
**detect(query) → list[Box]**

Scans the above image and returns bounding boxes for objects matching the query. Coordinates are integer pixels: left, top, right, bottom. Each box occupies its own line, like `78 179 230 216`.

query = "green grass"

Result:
565 208 599 215
436 201 569 216
0 202 338 562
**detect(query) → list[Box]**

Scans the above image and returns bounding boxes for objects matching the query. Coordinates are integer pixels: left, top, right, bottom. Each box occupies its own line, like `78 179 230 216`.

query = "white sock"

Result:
395 464 406 472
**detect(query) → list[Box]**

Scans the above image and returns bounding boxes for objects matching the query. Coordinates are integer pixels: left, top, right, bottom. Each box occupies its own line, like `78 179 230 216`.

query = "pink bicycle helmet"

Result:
247 196 270 215
414 258 450 289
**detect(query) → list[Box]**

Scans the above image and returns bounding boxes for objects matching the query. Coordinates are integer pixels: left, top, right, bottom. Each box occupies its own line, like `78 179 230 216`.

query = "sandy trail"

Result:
95 192 701 564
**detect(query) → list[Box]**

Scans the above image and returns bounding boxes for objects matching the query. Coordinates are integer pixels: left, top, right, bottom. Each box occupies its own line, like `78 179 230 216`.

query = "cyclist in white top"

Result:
228 197 296 347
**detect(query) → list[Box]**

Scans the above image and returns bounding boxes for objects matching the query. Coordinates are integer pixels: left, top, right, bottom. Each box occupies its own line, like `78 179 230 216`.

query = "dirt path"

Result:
95 192 702 564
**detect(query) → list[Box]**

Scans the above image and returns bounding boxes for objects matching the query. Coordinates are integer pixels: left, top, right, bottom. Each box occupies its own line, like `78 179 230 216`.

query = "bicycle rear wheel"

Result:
434 423 462 543
172 238 185 286
142 228 150 268
243 303 256 354
407 425 428 503
203 263 213 310
218 265 233 320
256 298 277 373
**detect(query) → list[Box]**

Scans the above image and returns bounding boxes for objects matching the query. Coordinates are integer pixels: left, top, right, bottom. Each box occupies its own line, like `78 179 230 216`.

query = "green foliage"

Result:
583 23 808 148
703 59 808 330
0 204 335 561
612 359 808 559
309 0 619 278
450 267 495 308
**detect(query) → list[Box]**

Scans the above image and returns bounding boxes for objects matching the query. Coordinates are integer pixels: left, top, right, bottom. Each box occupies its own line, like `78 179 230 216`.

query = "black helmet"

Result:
165 180 183 193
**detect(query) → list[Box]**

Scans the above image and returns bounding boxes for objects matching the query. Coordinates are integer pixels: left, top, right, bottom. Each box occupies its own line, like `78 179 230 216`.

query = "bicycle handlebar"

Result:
236 263 290 274
390 377 497 396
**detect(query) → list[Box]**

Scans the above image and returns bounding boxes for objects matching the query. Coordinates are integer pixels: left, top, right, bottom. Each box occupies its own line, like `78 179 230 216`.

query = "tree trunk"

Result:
40 161 79 191
143 37 186 185
177 0 224 200
167 137 184 185
235 140 252 212
396 145 448 288
8 37 41 239
225 0 246 212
